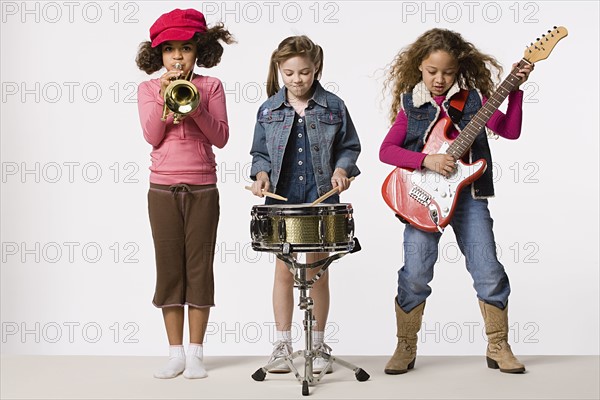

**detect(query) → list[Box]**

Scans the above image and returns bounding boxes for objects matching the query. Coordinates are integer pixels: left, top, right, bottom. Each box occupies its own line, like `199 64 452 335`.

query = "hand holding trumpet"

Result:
160 63 200 124
159 63 185 98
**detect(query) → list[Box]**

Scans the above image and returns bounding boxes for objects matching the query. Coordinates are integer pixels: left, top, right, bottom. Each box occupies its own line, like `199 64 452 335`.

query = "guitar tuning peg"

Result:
553 25 557 28
547 30 551 33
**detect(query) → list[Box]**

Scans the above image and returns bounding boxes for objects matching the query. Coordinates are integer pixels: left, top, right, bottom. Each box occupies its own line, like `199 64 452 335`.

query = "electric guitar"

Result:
381 26 568 233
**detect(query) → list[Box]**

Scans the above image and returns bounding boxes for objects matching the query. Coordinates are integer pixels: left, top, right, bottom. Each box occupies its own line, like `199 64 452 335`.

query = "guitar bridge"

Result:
409 186 431 206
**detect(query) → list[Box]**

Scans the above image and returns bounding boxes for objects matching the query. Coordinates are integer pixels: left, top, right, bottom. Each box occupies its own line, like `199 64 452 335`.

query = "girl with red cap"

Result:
136 8 234 379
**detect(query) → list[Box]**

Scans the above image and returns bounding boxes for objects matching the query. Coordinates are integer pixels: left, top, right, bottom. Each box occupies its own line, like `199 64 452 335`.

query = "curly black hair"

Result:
136 23 235 74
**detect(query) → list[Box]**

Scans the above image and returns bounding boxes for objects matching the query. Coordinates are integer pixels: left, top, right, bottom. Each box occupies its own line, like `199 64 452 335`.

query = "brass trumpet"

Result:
161 63 200 124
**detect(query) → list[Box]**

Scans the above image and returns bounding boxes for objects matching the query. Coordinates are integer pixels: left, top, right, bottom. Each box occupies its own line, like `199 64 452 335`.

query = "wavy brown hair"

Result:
266 35 324 97
384 28 503 124
136 23 235 74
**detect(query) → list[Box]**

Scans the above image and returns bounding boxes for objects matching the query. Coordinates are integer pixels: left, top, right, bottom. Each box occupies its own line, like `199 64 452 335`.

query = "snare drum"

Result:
251 203 355 253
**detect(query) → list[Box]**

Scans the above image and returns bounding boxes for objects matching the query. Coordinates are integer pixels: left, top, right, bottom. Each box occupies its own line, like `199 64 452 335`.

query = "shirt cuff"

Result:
250 163 271 181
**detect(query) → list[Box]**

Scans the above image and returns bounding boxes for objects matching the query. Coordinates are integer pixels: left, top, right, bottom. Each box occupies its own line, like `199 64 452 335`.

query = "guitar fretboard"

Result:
447 59 530 159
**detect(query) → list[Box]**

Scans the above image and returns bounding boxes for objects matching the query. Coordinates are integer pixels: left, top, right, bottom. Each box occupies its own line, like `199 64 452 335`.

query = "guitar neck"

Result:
447 59 531 159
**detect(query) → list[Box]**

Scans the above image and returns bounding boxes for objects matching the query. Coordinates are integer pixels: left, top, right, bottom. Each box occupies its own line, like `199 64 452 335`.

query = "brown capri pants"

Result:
148 183 219 308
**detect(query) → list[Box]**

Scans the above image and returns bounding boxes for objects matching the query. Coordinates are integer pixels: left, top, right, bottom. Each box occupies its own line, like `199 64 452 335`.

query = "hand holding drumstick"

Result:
244 186 288 201
246 171 288 201
311 175 355 206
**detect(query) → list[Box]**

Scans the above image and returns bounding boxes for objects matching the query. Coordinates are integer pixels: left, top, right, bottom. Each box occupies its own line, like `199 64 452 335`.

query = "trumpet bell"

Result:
161 76 200 124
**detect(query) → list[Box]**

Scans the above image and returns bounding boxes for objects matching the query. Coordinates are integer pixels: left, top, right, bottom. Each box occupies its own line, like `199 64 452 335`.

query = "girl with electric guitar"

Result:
379 28 536 375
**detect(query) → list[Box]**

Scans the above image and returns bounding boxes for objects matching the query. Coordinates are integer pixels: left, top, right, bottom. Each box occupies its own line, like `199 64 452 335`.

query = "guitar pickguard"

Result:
410 142 485 220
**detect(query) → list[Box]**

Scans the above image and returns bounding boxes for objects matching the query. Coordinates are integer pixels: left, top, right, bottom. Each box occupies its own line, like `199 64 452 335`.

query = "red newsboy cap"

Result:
150 9 207 48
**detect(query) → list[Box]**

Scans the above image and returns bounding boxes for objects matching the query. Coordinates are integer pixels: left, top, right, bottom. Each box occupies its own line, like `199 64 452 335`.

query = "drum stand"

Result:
251 239 369 396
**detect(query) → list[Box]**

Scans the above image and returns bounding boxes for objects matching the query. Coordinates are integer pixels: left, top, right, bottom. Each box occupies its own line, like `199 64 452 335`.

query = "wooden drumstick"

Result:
244 186 288 202
310 176 355 206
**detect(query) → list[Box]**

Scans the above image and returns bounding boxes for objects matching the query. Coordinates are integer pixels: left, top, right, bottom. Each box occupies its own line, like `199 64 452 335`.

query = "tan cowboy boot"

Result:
384 299 425 374
479 300 525 373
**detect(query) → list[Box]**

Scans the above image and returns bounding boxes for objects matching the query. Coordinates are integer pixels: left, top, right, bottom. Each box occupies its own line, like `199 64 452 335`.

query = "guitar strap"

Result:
447 89 469 125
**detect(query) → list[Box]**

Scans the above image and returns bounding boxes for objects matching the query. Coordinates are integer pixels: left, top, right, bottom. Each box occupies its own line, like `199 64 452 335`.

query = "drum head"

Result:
252 203 353 216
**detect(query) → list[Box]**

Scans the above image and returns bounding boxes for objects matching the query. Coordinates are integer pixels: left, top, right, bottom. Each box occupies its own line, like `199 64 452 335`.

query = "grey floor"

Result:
1 355 599 399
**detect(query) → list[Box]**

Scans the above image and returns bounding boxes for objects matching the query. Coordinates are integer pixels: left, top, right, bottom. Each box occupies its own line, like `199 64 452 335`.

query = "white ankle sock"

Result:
312 331 324 347
276 330 292 343
154 345 185 379
183 343 207 379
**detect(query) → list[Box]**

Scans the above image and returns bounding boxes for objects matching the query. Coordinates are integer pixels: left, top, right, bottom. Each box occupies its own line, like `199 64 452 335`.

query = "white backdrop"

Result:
1 1 598 357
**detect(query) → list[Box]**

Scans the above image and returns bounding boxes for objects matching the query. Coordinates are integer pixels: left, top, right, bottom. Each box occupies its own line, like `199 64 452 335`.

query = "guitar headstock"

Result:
524 26 568 63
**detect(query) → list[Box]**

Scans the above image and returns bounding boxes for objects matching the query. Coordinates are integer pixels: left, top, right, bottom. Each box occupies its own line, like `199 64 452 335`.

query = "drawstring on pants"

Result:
169 183 191 197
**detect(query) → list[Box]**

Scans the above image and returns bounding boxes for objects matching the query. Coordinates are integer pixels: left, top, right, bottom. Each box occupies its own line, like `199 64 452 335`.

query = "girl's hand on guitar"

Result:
423 154 456 177
512 62 535 88
251 171 270 197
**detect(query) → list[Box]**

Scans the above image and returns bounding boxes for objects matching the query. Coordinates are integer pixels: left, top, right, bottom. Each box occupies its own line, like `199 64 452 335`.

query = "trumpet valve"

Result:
161 103 169 121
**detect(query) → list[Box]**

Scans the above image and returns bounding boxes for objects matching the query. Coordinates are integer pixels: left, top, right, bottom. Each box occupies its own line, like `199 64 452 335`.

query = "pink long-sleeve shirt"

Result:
137 75 229 185
380 90 524 169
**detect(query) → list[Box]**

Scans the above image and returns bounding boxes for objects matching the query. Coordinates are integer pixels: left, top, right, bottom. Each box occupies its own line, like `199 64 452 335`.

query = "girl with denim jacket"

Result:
250 35 361 374
136 8 234 379
379 28 533 375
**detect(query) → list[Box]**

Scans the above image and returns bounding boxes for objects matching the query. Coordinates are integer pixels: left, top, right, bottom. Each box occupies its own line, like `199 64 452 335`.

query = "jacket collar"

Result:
412 80 461 108
271 80 328 110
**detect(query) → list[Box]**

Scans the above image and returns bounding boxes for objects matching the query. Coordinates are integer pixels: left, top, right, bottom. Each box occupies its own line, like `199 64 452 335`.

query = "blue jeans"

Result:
397 189 510 312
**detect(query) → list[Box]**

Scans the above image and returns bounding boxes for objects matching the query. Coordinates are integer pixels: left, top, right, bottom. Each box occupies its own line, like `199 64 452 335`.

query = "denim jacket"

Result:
250 81 361 196
403 81 495 198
